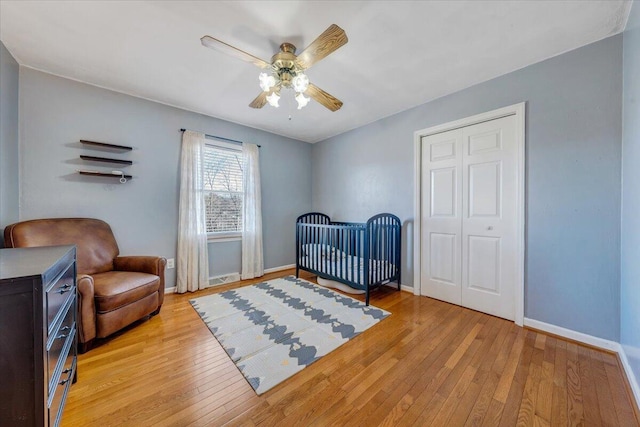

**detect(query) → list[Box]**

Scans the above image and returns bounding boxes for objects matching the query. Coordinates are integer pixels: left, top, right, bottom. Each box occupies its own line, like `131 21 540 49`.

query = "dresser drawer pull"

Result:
62 368 72 374
56 284 72 294
57 333 68 340
59 378 70 386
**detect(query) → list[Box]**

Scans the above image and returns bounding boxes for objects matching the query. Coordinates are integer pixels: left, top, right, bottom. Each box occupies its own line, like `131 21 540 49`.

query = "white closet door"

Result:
420 128 463 305
461 115 517 320
420 115 518 321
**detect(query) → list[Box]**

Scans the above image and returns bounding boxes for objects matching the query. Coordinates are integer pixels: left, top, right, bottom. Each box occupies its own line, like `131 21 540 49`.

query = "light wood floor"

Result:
63 270 639 426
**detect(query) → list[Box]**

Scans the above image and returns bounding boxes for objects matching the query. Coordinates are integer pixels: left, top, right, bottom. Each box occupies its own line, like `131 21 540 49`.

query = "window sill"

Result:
208 233 242 243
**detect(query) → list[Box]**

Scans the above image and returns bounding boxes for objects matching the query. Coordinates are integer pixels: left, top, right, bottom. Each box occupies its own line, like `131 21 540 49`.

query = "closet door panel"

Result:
420 129 463 305
461 116 518 320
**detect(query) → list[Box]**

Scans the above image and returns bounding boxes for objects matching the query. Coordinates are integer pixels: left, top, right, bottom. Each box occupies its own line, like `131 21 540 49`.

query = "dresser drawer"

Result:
49 355 76 427
48 301 75 395
46 262 75 333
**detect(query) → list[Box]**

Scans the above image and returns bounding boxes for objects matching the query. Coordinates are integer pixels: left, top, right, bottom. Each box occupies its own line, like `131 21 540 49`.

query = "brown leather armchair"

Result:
3 218 166 353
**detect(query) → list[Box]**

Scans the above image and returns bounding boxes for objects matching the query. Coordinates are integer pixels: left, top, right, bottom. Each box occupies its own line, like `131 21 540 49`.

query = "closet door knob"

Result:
487 226 493 231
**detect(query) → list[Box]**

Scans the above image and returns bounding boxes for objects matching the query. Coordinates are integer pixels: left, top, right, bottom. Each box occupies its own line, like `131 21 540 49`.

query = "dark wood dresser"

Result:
0 245 78 427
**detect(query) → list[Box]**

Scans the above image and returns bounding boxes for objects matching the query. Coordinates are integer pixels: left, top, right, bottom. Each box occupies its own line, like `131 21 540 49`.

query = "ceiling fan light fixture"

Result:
259 72 276 92
266 91 280 108
202 24 347 112
292 73 310 93
295 92 310 110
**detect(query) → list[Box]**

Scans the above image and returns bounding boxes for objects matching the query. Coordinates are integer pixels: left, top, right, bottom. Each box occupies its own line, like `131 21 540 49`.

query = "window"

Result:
203 142 243 238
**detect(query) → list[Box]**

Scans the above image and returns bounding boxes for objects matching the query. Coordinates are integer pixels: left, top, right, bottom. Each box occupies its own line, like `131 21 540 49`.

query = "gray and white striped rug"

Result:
190 275 390 395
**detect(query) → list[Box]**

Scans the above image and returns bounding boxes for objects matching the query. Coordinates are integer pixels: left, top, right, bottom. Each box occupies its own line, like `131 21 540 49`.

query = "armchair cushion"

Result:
92 271 160 313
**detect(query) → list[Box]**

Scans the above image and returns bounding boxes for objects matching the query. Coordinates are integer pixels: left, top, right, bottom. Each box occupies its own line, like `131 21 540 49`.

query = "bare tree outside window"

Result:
203 145 243 233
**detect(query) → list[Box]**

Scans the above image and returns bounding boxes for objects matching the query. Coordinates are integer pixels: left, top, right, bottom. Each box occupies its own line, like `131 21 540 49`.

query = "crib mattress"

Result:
298 251 396 288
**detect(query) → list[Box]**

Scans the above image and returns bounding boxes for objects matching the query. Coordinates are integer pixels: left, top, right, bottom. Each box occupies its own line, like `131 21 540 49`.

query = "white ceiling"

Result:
0 1 632 143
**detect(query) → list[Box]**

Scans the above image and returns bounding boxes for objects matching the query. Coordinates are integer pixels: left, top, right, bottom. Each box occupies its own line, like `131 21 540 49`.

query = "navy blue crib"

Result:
296 212 402 305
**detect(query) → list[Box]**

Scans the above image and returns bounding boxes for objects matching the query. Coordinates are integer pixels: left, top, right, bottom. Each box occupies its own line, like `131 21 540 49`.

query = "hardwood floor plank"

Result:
577 345 603 426
590 349 622 427
361 372 411 426
535 360 555 424
498 332 536 427
59 270 639 427
430 365 478 425
567 342 586 426
440 317 507 426
494 327 527 403
604 358 639 426
516 358 541 426
481 398 506 427
535 333 547 351
464 321 515 427
551 339 569 426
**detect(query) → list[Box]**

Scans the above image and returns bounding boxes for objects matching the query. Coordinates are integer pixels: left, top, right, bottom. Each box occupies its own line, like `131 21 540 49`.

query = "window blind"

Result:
203 145 243 233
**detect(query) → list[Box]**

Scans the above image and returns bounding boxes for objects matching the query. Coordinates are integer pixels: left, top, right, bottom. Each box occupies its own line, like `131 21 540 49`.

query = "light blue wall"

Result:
0 42 20 247
621 0 640 391
312 35 623 341
18 68 312 289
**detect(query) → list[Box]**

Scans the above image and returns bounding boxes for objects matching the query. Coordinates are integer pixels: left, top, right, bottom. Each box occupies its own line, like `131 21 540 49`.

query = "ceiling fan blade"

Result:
201 35 271 69
305 83 343 112
296 24 348 70
249 91 269 109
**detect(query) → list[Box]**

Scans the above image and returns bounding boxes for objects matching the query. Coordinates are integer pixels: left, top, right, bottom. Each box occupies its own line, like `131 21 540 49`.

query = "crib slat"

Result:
386 216 390 280
337 227 341 279
314 224 318 271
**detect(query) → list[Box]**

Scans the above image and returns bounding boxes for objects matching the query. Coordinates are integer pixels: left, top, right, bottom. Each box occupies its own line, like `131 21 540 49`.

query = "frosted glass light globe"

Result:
259 72 276 92
292 73 310 93
266 91 280 108
295 92 310 109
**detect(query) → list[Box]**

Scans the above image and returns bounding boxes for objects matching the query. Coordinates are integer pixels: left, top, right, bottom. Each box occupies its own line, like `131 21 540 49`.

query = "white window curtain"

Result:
177 130 210 293
241 143 264 279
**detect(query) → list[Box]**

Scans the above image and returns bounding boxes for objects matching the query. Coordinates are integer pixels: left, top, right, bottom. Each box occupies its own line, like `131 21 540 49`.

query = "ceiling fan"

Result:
201 24 348 112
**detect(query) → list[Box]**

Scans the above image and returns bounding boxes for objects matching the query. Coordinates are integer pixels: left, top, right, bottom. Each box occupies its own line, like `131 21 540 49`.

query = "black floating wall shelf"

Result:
80 155 133 165
80 139 133 151
78 171 133 180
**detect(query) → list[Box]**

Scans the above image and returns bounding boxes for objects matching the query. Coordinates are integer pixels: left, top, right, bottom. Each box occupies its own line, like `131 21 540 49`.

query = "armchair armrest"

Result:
114 256 167 307
114 256 166 275
76 274 97 346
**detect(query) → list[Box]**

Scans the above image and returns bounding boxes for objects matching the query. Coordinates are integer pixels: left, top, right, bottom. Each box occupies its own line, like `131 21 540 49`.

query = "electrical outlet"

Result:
166 258 175 269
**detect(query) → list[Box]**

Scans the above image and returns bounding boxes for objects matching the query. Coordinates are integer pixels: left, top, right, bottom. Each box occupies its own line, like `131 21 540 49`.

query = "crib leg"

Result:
296 266 300 278
365 287 370 306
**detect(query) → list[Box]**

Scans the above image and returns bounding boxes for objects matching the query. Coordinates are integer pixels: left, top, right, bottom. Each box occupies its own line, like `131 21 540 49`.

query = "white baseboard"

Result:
523 318 619 352
264 264 295 274
383 282 414 293
165 286 176 294
618 343 640 410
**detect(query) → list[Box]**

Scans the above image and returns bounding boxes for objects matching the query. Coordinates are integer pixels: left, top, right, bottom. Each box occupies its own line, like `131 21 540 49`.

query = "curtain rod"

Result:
179 128 260 148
